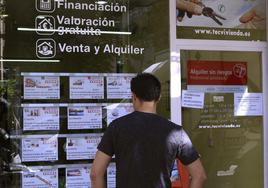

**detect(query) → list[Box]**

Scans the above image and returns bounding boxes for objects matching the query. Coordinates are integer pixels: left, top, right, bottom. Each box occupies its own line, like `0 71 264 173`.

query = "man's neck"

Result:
134 101 157 114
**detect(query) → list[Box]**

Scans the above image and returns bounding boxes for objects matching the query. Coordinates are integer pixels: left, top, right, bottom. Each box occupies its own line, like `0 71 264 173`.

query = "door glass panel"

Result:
181 50 264 188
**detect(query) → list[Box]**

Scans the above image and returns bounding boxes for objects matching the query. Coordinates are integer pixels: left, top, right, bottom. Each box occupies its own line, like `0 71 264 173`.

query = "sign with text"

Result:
234 93 263 116
187 85 248 93
106 103 134 125
107 163 116 188
187 60 247 85
22 168 58 188
182 90 204 109
24 76 60 99
22 137 58 162
23 107 60 131
67 105 102 129
69 76 104 99
106 74 134 99
66 134 102 160
65 166 91 188
176 0 266 41
194 93 242 129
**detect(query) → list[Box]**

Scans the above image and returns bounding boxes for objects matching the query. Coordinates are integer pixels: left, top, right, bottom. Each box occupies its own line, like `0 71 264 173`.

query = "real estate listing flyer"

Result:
67 105 102 129
69 76 104 99
106 74 134 99
22 168 58 188
66 134 102 160
22 137 58 162
23 106 60 131
24 76 60 99
65 166 91 188
106 103 134 125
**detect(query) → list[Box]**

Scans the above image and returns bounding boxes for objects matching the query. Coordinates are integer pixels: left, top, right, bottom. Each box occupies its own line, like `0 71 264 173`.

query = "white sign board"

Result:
23 107 60 131
181 90 204 109
65 166 91 188
107 163 116 188
106 103 134 125
22 168 58 188
234 93 263 116
22 137 58 162
106 75 133 99
69 76 104 99
66 134 102 160
24 76 60 99
68 106 102 129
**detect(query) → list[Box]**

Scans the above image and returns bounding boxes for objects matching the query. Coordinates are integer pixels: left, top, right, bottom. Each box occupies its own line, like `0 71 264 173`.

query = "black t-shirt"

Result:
98 111 199 188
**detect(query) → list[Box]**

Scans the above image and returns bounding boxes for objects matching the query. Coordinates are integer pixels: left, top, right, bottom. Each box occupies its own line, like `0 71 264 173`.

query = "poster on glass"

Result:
66 134 102 160
176 0 266 41
24 76 60 99
106 74 135 99
69 75 104 99
65 166 91 188
23 106 60 131
22 136 58 162
67 104 102 129
107 163 116 188
22 168 58 188
106 103 134 125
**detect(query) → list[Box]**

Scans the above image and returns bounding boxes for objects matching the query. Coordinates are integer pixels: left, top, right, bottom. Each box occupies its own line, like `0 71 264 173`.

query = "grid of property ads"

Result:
19 72 135 188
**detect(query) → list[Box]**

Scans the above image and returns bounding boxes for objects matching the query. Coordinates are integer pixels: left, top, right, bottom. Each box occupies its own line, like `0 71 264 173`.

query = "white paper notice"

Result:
65 166 91 188
69 76 104 99
187 85 248 93
24 76 60 99
22 168 58 188
182 90 205 109
106 103 134 125
23 107 60 131
66 134 102 160
234 93 263 116
107 163 116 188
106 75 133 99
68 106 102 129
22 137 58 162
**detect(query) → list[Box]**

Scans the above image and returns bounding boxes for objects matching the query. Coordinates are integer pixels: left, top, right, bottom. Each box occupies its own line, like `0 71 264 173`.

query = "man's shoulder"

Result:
110 111 182 130
109 112 135 125
154 115 182 129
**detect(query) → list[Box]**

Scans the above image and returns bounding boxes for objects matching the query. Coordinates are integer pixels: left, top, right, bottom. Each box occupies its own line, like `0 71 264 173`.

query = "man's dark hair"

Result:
131 73 161 101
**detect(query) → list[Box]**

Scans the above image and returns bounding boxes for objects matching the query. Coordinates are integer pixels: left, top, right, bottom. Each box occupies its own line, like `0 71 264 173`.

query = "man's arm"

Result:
187 159 207 188
90 150 112 188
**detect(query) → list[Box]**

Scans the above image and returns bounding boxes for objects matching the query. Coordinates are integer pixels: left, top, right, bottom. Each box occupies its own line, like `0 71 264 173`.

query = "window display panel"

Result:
180 50 263 188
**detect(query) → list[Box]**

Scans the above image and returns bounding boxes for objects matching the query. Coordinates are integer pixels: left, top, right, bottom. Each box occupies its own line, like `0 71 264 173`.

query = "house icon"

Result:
36 39 56 58
35 15 55 35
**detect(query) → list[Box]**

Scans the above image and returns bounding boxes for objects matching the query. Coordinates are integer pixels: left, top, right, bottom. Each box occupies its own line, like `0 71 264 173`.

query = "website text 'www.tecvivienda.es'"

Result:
199 124 241 129
194 28 251 37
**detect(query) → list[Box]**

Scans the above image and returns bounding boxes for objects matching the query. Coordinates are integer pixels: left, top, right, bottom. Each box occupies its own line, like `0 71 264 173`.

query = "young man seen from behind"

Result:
90 73 206 188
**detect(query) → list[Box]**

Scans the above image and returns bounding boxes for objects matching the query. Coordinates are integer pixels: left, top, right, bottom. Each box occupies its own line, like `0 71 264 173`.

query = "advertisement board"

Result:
176 0 266 41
